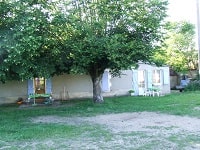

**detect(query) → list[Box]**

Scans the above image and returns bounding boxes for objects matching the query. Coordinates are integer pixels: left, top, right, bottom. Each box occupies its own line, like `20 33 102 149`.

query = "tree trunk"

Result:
90 73 104 103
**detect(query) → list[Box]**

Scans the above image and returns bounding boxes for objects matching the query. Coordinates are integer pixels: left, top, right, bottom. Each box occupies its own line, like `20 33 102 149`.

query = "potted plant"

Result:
128 89 135 96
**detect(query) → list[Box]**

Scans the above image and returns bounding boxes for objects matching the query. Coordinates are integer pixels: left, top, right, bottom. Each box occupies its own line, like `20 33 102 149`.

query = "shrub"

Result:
128 90 135 93
184 80 200 91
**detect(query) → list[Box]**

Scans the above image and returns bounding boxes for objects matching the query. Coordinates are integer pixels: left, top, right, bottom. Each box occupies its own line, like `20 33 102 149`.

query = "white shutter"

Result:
147 70 152 88
132 70 138 95
160 69 164 85
144 70 148 88
27 79 34 95
46 78 52 94
101 70 111 92
163 67 170 85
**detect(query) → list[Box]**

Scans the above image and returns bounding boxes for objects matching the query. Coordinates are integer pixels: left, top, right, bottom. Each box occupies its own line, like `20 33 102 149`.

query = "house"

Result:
0 63 170 104
131 63 170 96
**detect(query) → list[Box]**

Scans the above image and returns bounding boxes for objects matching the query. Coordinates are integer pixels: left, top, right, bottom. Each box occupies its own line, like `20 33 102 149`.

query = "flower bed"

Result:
28 94 54 105
28 94 51 99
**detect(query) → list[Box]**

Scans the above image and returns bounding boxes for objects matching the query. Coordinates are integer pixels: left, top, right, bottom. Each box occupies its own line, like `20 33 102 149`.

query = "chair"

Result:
152 87 161 97
143 87 161 97
143 89 152 96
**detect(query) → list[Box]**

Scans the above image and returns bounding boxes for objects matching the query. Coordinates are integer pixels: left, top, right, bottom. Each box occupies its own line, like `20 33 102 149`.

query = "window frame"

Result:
152 69 162 85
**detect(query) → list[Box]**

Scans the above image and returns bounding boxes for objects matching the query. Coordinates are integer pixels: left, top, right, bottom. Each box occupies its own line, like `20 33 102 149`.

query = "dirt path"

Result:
32 112 200 133
30 112 200 149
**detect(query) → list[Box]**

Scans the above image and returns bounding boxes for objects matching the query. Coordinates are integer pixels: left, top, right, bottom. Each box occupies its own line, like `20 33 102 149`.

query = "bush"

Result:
184 80 200 91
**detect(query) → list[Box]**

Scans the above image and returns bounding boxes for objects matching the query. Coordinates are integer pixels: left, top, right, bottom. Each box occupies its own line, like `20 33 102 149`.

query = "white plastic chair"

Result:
143 89 152 96
152 87 161 97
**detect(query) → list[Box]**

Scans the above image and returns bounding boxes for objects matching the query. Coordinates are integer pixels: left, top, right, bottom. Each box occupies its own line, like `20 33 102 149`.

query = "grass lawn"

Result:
1 91 200 149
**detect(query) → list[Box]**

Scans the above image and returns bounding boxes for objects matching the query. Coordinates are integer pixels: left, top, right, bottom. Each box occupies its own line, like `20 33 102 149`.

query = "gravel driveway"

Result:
30 112 200 150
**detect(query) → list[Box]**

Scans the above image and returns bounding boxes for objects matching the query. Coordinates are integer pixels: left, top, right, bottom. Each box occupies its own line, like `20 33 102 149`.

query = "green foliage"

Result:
184 80 200 91
128 89 135 93
0 0 168 82
0 0 72 81
66 0 168 76
0 0 168 102
162 21 198 73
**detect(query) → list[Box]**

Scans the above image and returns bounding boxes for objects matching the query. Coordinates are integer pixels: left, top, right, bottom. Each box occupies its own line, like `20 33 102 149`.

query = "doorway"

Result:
138 70 146 95
34 77 45 94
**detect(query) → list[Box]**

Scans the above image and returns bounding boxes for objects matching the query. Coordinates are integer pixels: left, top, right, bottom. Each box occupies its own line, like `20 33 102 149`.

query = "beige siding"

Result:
0 64 171 104
51 71 133 99
51 74 93 99
0 81 27 104
106 70 133 96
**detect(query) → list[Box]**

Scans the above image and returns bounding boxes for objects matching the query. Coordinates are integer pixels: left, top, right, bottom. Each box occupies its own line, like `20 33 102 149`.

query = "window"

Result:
152 70 161 85
138 70 145 88
28 78 52 95
34 77 45 94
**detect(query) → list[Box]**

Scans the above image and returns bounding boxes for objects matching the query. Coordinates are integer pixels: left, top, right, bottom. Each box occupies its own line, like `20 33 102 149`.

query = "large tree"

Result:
64 0 168 102
0 0 72 81
0 0 168 103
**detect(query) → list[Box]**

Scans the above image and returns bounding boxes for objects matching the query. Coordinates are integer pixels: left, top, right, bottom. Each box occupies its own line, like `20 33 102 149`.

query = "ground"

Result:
30 112 200 150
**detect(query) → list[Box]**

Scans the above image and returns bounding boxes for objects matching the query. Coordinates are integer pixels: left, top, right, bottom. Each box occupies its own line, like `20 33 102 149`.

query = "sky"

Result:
167 0 198 46
167 0 197 24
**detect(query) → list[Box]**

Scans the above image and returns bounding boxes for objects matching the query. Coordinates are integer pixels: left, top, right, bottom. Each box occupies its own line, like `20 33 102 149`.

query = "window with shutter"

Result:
34 77 45 94
138 70 145 88
27 78 52 95
152 70 161 85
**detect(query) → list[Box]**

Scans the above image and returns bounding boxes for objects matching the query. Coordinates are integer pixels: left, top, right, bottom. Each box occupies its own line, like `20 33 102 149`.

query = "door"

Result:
34 77 45 94
138 70 146 95
28 78 52 95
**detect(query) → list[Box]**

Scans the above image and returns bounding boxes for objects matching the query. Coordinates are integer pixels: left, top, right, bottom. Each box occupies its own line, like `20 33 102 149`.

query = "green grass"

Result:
0 91 200 149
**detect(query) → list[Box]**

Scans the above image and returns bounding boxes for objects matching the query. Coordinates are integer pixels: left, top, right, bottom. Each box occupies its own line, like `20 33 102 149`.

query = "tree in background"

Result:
161 21 198 74
0 0 168 103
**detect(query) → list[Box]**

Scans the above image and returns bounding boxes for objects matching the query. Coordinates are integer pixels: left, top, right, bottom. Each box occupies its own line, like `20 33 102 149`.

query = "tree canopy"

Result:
0 0 72 81
160 21 198 73
0 0 168 102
